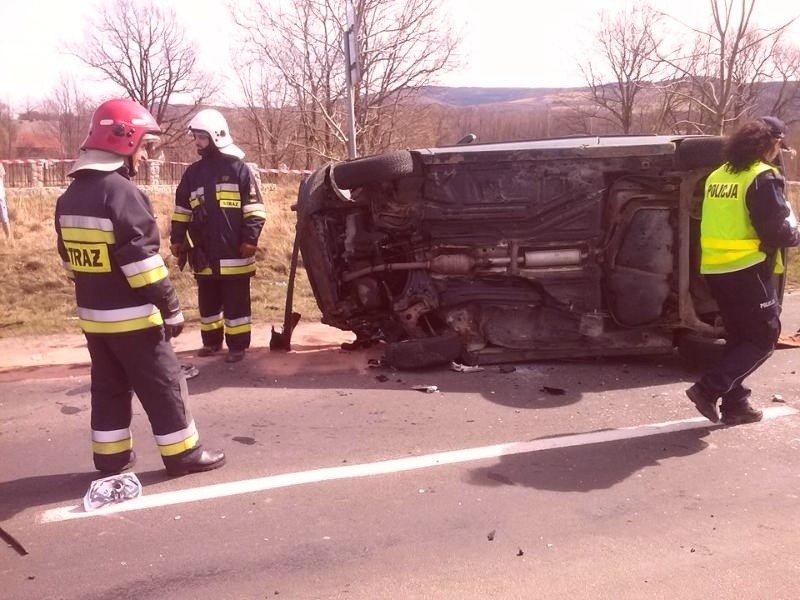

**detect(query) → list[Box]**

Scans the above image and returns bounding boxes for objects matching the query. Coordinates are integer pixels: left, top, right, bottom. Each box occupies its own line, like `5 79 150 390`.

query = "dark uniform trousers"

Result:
198 276 251 351
87 327 202 472
699 262 781 406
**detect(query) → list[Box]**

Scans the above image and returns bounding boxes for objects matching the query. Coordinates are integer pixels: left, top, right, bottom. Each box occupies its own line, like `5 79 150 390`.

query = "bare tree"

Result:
349 0 458 153
656 0 798 134
41 77 94 158
68 0 217 145
579 4 665 133
234 0 342 166
0 102 15 159
233 0 458 164
235 63 300 168
758 41 800 123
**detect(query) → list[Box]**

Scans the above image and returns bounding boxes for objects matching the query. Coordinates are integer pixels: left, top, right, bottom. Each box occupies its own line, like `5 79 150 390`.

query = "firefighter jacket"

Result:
701 161 799 275
170 151 266 278
55 169 183 334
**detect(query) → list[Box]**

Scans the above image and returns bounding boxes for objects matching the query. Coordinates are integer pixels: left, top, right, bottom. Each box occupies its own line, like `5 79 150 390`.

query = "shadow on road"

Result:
0 469 173 523
467 426 716 493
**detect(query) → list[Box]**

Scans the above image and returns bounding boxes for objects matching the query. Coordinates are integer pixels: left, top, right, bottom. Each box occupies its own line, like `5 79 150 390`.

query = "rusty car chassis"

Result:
294 135 781 369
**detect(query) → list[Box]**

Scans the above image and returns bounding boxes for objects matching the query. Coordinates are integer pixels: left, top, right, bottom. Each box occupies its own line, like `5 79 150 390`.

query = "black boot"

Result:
165 449 226 476
721 399 763 425
94 450 136 475
686 384 720 423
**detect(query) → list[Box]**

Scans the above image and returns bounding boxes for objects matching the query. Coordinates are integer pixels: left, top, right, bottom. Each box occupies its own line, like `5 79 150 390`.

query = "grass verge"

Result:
0 183 320 338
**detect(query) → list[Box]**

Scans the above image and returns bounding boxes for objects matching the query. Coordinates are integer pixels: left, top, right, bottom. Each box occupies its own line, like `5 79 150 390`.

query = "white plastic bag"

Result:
83 473 142 511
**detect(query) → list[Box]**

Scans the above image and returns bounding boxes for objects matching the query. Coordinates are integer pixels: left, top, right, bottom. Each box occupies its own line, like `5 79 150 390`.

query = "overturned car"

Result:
294 135 785 369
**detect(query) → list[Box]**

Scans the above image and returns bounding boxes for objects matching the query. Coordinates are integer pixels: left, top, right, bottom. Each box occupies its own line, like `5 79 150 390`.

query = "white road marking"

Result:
38 406 797 523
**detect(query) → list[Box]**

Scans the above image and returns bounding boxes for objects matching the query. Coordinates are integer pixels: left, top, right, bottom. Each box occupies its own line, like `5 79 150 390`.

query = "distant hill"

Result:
417 85 584 107
417 81 800 122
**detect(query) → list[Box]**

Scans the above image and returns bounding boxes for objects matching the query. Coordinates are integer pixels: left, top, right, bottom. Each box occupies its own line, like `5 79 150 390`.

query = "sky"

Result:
1 0 799 110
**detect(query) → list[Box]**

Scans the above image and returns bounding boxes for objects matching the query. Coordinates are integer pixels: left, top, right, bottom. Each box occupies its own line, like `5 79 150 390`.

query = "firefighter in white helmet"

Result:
170 108 266 363
55 98 226 476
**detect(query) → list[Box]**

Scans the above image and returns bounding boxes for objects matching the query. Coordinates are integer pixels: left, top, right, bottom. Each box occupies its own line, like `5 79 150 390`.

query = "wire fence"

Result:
0 159 312 188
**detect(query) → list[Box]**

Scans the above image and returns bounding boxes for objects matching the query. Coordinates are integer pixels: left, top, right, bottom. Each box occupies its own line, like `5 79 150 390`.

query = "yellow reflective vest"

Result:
700 161 782 275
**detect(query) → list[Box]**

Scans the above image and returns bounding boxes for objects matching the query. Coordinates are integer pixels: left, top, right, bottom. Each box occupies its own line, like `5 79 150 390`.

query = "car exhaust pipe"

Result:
342 249 585 282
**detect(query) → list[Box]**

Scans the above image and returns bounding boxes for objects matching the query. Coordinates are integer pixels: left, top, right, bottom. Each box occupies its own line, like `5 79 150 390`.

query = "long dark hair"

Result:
723 119 774 172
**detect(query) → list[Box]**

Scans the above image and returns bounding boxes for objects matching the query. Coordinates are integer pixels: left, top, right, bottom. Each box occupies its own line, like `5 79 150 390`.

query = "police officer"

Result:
170 109 266 363
55 98 225 476
687 116 800 425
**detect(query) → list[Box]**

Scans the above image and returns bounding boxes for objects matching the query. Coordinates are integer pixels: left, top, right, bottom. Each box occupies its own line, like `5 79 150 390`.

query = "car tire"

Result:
675 137 724 170
675 330 726 370
384 331 464 370
332 151 418 190
295 167 328 219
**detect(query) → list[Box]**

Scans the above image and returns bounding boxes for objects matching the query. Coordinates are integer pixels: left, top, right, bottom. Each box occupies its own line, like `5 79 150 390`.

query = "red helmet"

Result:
81 99 161 156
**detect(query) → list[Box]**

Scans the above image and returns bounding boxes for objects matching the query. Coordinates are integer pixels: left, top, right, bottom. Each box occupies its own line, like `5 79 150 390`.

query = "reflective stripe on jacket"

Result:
700 161 778 274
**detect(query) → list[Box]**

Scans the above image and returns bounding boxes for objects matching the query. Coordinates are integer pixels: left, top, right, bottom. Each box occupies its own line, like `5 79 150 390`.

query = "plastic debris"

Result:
450 362 484 373
412 385 438 393
776 334 800 348
83 473 142 512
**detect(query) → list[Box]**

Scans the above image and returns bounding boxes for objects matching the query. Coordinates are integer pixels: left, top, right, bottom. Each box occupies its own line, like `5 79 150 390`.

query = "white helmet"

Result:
188 108 244 159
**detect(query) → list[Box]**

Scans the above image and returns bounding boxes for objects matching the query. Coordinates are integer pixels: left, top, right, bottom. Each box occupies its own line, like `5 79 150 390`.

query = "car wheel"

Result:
332 151 418 189
295 167 329 219
675 330 726 370
675 137 724 170
384 332 464 370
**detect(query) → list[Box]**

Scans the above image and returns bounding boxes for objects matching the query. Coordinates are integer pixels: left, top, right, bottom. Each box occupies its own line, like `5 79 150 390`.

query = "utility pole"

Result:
343 1 360 159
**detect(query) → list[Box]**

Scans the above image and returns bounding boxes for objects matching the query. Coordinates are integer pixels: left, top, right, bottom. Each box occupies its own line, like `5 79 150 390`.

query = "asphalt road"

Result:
3 296 800 599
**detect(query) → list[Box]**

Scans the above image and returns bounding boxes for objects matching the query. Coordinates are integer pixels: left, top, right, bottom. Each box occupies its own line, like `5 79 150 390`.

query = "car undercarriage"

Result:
294 136 765 368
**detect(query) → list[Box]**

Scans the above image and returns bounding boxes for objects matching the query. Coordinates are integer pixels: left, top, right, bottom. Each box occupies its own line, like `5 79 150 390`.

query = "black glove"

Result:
164 322 184 340
163 311 185 341
188 247 209 272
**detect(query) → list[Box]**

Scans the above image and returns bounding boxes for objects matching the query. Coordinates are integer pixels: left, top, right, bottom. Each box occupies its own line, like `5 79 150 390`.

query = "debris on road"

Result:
516 548 524 556
232 436 256 445
83 473 142 511
540 386 566 396
375 374 389 382
487 530 496 541
776 334 800 348
499 365 516 374
411 385 439 393
0 526 28 556
450 361 484 373
772 394 786 403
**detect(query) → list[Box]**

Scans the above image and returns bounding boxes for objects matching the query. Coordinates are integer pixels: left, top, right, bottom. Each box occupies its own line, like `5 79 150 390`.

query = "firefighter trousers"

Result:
698 262 781 405
86 327 202 473
198 276 252 351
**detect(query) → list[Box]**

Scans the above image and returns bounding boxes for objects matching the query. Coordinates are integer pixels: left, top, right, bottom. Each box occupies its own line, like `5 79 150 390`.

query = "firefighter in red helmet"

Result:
55 98 225 476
